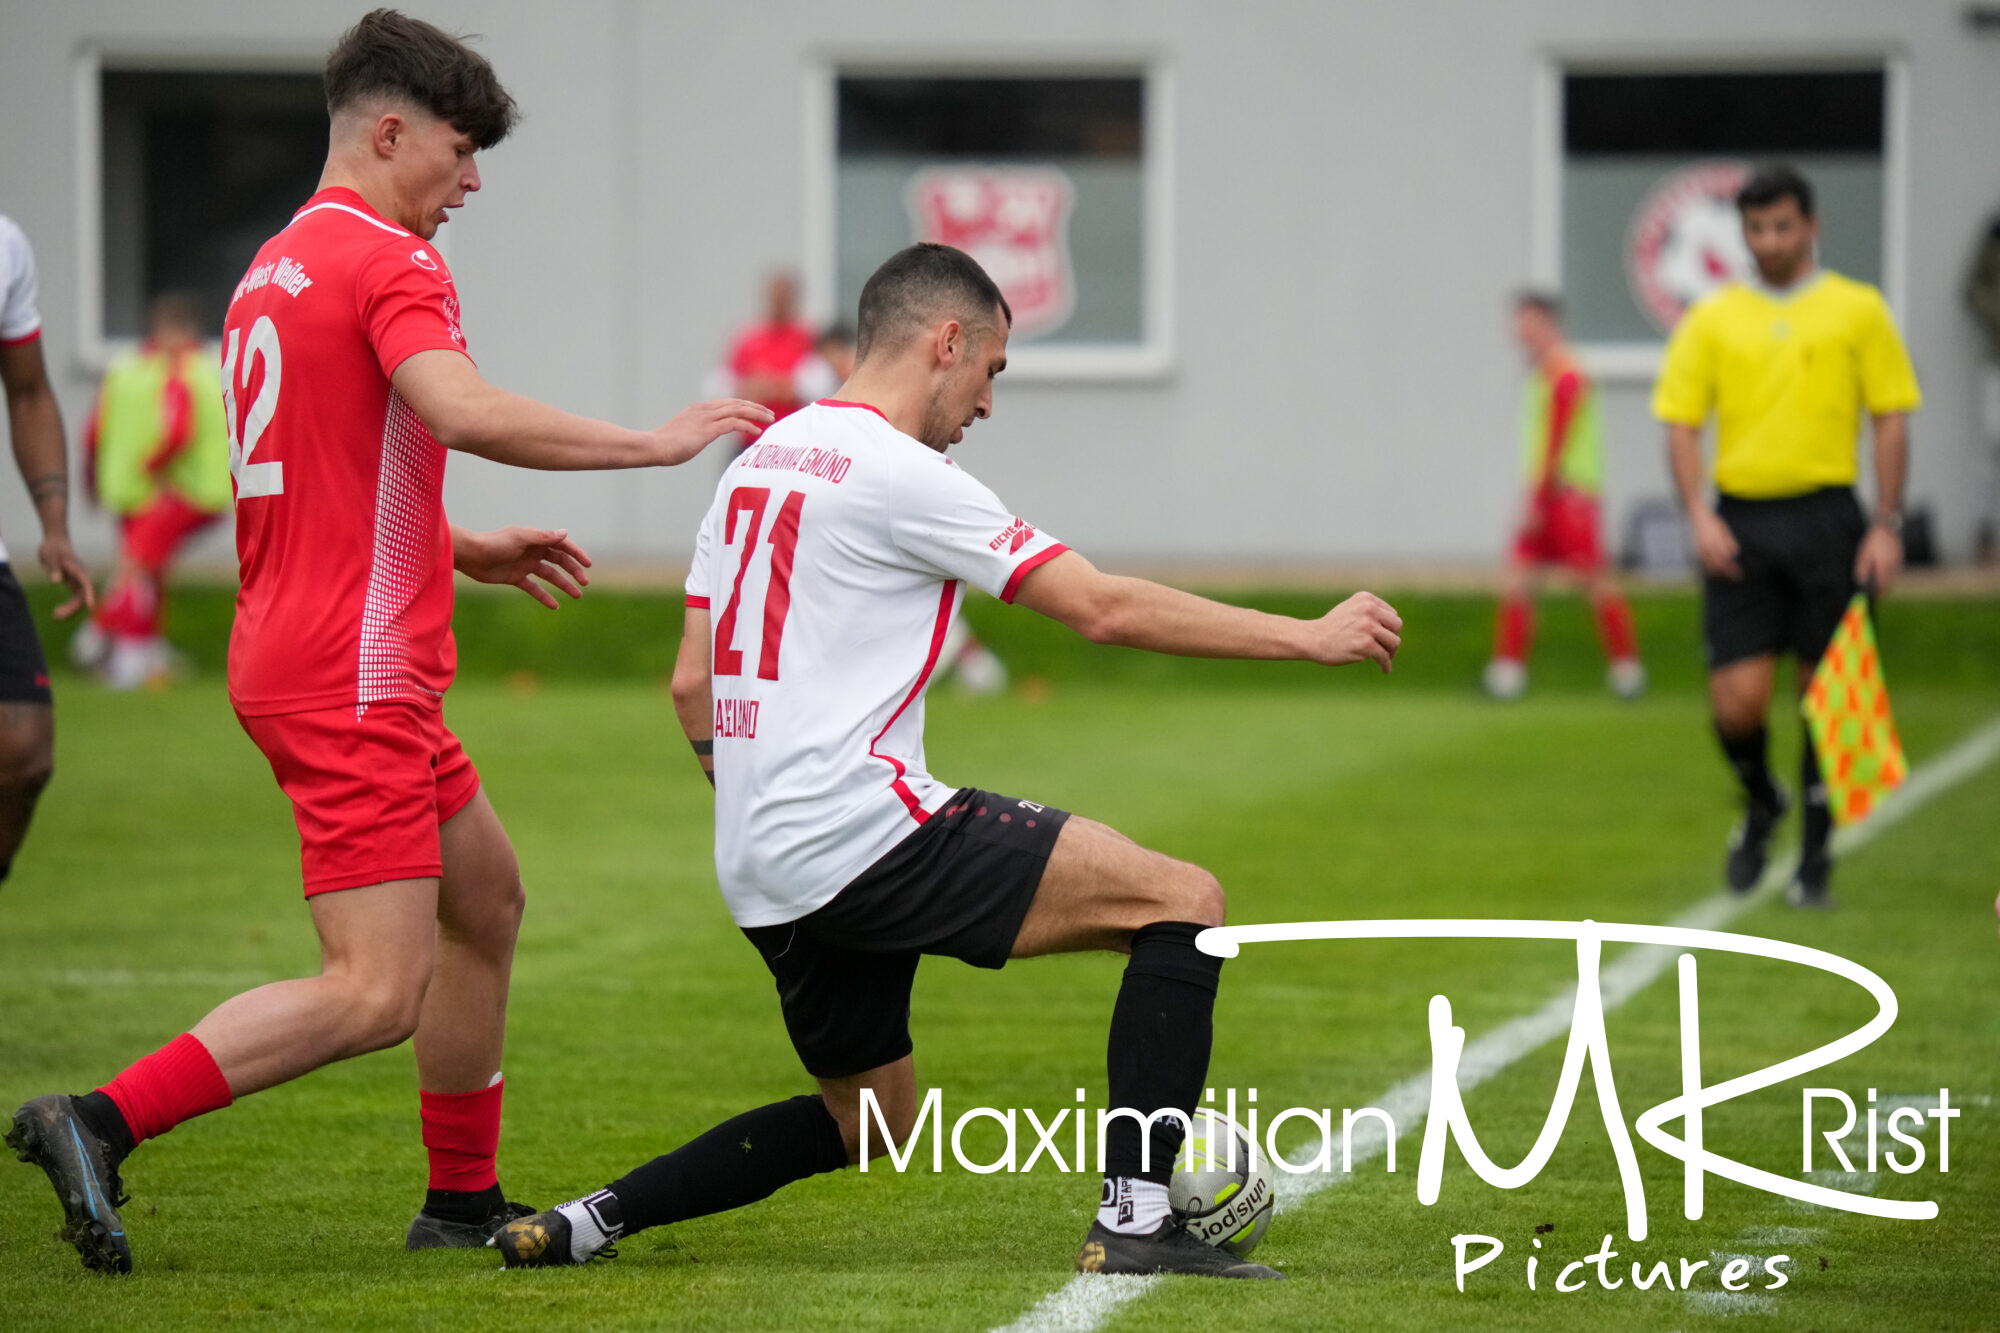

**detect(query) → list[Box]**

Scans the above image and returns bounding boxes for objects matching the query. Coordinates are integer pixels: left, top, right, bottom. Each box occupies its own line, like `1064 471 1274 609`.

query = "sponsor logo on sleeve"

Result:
990 518 1037 554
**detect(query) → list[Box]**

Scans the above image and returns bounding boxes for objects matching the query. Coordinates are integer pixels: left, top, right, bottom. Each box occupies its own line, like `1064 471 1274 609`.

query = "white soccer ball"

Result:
1170 1114 1274 1257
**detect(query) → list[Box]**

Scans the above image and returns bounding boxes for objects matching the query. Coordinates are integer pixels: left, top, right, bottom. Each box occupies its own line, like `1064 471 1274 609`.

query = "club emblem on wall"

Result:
1626 160 1753 333
906 166 1078 339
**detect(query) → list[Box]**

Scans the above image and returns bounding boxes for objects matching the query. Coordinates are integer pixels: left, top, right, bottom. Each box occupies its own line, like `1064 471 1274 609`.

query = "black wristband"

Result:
690 739 714 756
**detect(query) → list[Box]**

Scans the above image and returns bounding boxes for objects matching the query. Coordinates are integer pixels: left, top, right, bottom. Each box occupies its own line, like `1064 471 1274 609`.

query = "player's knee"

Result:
345 977 427 1053
1169 866 1226 928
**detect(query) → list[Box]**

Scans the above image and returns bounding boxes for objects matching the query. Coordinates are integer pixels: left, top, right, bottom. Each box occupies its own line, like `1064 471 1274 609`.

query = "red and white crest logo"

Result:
906 167 1077 338
1626 160 1753 333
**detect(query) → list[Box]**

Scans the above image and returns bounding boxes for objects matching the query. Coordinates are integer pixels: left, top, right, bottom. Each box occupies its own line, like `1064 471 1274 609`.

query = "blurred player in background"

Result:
0 214 94 887
6 9 769 1275
1483 292 1644 701
709 272 818 444
494 243 1402 1280
1653 164 1920 908
71 292 231 689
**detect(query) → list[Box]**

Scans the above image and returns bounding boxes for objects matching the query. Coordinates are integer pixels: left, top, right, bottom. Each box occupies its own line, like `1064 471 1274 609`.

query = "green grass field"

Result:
0 587 1995 1330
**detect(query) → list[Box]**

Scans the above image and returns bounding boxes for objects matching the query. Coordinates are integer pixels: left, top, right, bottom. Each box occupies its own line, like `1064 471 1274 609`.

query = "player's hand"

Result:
1308 591 1403 673
453 526 592 609
1853 523 1903 592
38 532 94 619
650 399 775 466
1690 507 1742 580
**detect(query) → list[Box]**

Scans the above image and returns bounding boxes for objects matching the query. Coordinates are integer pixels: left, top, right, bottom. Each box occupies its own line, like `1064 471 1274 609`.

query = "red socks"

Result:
99 1033 233 1144
420 1077 504 1192
1494 596 1533 663
1593 593 1639 662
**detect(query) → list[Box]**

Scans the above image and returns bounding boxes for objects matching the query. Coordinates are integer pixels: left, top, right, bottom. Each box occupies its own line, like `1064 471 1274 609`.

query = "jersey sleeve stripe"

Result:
0 329 40 347
868 579 959 822
288 201 411 237
685 595 711 609
1000 543 1071 604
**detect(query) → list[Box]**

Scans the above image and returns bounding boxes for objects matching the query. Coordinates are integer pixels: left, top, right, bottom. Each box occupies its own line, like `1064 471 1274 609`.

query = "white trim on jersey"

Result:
0 216 44 345
687 400 1069 927
288 200 411 237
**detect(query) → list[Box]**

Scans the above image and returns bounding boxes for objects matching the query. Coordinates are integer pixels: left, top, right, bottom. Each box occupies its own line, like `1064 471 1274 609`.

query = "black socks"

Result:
1104 920 1224 1184
72 1090 136 1163
1717 723 1782 810
607 1094 849 1235
1800 729 1831 864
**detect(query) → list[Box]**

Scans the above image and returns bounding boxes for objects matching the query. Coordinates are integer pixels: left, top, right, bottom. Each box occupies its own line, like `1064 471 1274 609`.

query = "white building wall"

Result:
3 0 1995 569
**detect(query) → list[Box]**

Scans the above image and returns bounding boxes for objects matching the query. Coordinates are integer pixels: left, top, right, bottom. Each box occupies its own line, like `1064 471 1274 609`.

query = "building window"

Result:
815 68 1172 379
95 66 326 343
1552 67 1888 349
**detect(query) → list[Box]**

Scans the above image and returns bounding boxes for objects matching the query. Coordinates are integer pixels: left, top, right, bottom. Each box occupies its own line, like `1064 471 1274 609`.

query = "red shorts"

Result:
238 702 481 897
121 492 221 571
1513 489 1606 572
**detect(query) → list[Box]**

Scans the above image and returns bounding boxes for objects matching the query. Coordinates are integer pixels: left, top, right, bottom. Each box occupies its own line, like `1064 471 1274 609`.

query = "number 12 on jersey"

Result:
221 314 284 499
713 486 805 681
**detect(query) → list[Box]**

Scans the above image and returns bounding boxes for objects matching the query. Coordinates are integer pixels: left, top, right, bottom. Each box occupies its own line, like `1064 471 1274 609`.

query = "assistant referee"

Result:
1654 163 1920 909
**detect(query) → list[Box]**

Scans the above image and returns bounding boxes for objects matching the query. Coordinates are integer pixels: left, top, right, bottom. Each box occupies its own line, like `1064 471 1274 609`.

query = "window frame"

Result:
804 54 1176 383
1528 48 1909 383
72 42 328 372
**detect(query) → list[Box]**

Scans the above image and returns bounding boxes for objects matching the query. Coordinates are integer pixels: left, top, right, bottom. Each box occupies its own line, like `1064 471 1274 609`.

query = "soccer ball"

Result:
1170 1114 1274 1257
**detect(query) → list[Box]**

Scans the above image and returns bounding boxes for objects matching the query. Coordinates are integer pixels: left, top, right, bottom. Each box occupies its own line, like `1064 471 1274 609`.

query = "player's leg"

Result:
8 879 437 1273
406 774 533 1248
1784 489 1868 908
1485 546 1537 700
1011 818 1278 1279
0 562 55 881
493 932 902 1268
1584 568 1644 699
1703 500 1791 891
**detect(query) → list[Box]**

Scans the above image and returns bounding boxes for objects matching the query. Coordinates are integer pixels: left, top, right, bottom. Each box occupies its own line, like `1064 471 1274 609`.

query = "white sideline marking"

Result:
1734 1225 1822 1246
1684 1291 1778 1316
993 713 2000 1333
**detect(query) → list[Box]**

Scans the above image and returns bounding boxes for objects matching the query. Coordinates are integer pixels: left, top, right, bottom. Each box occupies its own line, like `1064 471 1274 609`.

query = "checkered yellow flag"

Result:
1801 593 1906 825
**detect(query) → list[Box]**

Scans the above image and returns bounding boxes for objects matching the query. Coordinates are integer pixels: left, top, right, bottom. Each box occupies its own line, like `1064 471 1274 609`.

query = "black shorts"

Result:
743 789 1071 1080
1704 487 1866 671
0 564 52 705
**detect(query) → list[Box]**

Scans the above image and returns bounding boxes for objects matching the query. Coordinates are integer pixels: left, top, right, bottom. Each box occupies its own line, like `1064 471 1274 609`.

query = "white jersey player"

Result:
497 243 1403 1281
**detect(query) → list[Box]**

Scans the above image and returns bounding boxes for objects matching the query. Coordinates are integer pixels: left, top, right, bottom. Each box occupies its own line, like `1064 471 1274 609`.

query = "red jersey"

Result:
222 187 468 716
726 320 818 421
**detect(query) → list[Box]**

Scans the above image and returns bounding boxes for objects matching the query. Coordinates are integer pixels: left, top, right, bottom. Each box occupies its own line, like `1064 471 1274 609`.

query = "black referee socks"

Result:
606 1093 848 1235
1104 920 1225 1185
1716 722 1782 809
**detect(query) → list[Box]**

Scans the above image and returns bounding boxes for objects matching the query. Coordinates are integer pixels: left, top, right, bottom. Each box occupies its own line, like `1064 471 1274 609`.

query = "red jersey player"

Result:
6 11 769 1275
1483 292 1644 701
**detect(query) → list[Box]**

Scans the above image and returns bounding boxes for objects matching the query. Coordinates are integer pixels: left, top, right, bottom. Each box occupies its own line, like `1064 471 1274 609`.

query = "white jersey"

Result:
686 399 1069 927
0 216 42 346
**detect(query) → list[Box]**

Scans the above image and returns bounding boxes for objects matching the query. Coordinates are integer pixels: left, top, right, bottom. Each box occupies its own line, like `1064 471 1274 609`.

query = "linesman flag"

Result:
1801 593 1906 825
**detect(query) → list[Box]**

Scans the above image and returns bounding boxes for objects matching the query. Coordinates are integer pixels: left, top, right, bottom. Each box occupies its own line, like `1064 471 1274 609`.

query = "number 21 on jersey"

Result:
221 314 284 500
713 486 805 681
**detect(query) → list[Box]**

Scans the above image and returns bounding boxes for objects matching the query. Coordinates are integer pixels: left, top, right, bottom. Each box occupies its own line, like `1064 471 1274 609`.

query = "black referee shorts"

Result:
1703 486 1866 671
0 563 52 705
742 789 1071 1080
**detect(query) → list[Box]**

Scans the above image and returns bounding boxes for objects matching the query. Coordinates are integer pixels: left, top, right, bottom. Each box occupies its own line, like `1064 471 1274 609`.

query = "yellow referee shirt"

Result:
1651 271 1921 499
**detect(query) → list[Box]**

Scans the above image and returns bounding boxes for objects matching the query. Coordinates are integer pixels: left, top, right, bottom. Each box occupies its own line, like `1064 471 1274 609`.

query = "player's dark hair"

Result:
1515 289 1564 321
1736 163 1815 218
854 244 1012 360
325 8 517 149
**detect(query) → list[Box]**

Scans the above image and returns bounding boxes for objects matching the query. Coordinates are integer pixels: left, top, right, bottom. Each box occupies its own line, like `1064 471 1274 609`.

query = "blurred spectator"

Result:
707 273 818 447
71 292 230 689
1484 291 1644 701
794 323 856 403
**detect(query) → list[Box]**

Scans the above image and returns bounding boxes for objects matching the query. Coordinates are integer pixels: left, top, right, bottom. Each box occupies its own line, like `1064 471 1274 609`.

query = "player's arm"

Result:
1854 412 1909 590
0 337 93 616
449 523 591 609
1012 550 1401 672
669 606 715 786
1667 421 1740 580
391 349 772 471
